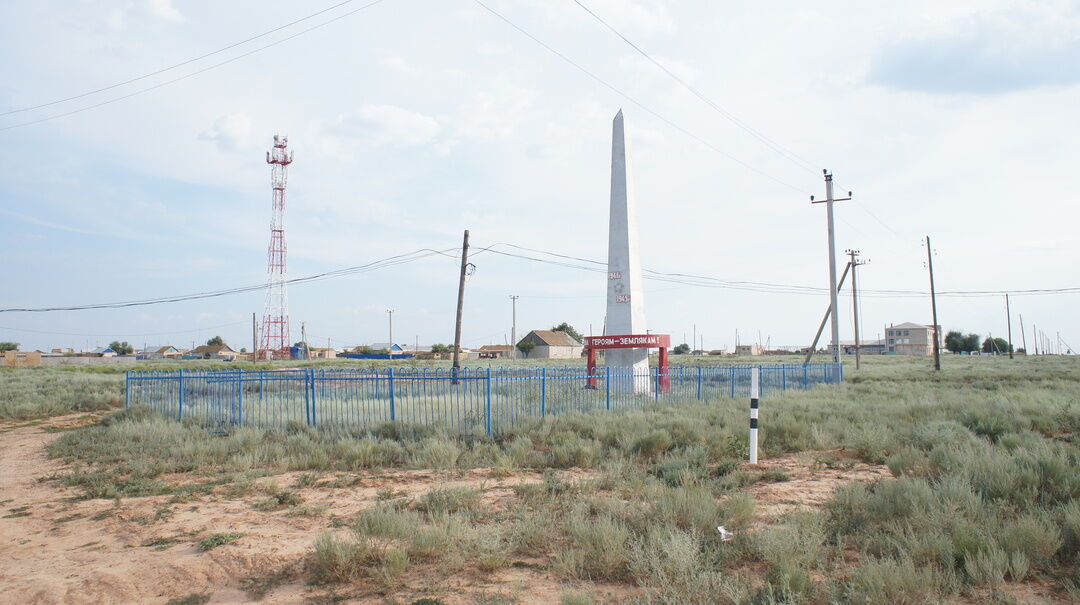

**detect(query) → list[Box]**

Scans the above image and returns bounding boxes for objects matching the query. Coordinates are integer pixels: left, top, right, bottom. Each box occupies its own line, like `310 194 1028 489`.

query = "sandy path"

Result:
0 415 615 604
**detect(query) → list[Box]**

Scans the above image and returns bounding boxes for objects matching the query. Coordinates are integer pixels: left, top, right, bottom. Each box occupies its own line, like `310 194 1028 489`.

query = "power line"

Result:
571 0 819 175
0 0 390 132
0 247 455 313
5 240 1078 315
475 242 1080 299
1 0 362 117
471 0 806 194
0 320 247 338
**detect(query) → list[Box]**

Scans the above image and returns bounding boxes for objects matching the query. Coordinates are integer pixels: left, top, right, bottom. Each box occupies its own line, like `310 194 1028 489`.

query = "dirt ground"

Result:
0 416 1069 604
743 448 893 522
0 414 628 604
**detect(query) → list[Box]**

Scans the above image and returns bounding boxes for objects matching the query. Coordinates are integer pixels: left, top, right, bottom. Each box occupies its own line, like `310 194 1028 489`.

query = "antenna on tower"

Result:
258 135 293 360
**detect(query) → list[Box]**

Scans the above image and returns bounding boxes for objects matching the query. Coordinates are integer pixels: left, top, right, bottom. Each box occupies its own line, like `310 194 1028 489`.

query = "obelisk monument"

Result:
605 110 650 391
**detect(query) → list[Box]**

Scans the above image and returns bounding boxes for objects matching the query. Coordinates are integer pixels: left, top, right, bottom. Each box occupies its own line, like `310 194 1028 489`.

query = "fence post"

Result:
605 366 611 410
310 369 318 426
485 367 493 436
655 366 660 401
177 369 185 421
749 366 760 464
803 364 809 389
730 367 736 399
782 365 787 392
540 367 547 416
124 371 131 409
696 366 703 401
838 362 844 384
236 369 244 426
389 367 396 422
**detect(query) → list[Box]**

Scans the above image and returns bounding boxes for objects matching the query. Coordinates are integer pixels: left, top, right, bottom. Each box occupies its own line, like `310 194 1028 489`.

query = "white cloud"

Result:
105 8 126 31
450 84 538 141
145 0 185 22
379 53 416 74
199 113 253 152
333 105 441 146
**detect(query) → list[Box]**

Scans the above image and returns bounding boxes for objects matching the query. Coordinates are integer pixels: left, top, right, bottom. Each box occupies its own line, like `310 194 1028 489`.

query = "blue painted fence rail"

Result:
125 363 842 436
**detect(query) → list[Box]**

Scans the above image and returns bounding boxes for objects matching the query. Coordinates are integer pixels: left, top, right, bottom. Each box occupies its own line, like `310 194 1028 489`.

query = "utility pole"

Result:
1005 294 1014 359
252 312 257 364
846 250 868 369
1033 323 1038 355
452 229 470 381
692 323 696 355
925 236 941 371
301 321 308 360
509 295 519 359
1019 314 1028 355
804 262 853 364
387 309 395 360
811 171 852 363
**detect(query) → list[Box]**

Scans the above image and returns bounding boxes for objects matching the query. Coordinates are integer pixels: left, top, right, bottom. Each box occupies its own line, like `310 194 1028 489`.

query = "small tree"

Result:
982 337 1011 354
551 322 583 343
431 343 450 353
962 333 981 353
207 335 225 346
0 342 19 352
517 341 536 358
673 343 691 355
944 331 965 354
109 341 134 355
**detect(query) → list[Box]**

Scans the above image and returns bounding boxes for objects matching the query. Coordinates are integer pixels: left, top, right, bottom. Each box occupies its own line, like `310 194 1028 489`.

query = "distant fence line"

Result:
125 363 843 436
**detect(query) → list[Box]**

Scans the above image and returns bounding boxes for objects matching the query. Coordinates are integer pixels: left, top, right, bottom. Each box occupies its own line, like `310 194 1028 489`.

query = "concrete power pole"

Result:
925 236 941 371
509 295 519 359
811 171 851 364
452 229 470 381
846 250 867 369
804 262 852 364
1005 294 1014 359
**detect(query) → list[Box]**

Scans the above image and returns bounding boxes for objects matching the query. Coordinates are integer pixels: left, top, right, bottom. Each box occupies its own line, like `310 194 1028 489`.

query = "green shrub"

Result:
415 486 482 518
843 557 947 604
198 532 244 551
555 511 631 581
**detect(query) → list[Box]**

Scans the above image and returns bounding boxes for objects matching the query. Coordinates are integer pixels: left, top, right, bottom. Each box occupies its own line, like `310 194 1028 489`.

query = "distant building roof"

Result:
890 322 932 330
368 343 405 351
190 344 236 355
524 330 582 347
478 345 514 352
90 347 115 354
143 345 179 354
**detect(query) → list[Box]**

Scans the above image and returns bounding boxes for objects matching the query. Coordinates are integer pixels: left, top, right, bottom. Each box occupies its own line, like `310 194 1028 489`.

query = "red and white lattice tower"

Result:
259 135 293 360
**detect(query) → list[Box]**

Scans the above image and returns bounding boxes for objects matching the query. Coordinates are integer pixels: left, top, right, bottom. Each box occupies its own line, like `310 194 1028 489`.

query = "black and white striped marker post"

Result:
749 366 760 464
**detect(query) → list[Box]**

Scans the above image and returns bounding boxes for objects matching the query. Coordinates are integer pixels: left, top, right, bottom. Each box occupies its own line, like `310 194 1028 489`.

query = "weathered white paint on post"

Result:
749 366 760 464
605 110 649 392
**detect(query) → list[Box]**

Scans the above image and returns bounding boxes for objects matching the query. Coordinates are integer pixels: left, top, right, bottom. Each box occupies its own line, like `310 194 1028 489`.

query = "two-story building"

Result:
885 323 941 356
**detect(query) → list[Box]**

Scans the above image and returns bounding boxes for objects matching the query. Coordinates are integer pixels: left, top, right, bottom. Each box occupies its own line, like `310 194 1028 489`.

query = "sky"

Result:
1 0 1078 354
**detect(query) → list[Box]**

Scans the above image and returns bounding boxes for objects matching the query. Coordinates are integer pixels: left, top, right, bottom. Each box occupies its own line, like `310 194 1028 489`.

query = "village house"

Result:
516 330 583 359
188 344 238 360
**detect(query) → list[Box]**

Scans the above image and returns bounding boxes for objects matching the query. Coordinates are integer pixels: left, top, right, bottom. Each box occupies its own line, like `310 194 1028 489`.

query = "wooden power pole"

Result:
925 236 941 371
452 229 470 381
846 249 868 369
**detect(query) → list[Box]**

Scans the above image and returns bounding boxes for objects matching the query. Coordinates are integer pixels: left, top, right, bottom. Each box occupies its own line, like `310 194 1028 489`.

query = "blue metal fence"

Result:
125 363 843 435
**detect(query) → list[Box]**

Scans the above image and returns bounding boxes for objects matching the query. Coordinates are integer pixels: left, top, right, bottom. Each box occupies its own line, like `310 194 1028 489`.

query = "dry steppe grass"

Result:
1 354 1078 603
